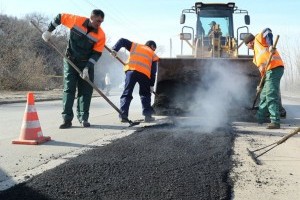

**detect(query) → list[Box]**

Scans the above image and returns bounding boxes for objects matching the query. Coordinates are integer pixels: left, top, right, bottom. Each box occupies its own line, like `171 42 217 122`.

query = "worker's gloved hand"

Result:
42 31 52 42
268 45 276 54
81 67 89 80
110 50 117 57
150 86 154 92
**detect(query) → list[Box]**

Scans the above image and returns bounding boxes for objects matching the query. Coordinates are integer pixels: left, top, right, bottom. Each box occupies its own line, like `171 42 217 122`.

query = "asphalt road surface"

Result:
0 122 233 200
0 90 300 200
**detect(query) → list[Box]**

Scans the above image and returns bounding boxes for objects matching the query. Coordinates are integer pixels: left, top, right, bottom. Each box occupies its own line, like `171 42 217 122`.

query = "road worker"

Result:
244 28 284 129
42 9 106 129
110 38 159 122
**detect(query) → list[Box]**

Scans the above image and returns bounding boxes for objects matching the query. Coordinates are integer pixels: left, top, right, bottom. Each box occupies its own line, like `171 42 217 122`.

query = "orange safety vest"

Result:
124 43 159 79
253 33 284 71
61 13 105 53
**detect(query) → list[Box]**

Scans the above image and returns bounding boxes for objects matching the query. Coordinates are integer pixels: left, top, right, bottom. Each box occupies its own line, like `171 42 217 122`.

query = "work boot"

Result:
280 108 287 118
266 123 280 129
145 116 155 122
119 118 128 123
81 120 90 127
59 121 72 129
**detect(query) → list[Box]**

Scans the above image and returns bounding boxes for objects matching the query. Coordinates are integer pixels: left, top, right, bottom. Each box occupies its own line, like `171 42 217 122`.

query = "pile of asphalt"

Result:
0 124 234 200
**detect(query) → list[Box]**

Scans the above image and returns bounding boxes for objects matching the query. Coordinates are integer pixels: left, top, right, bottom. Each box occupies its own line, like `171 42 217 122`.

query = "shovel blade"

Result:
128 121 140 127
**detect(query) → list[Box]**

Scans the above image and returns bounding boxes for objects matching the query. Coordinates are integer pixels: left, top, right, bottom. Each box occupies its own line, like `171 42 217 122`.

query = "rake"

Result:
247 127 300 165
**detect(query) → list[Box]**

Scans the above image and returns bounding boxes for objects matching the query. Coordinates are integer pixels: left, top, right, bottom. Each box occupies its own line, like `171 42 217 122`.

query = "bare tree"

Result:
280 37 300 92
0 14 67 90
25 12 49 28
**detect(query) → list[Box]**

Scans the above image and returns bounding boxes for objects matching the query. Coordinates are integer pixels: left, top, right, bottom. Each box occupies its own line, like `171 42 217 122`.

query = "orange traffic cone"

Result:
12 92 51 145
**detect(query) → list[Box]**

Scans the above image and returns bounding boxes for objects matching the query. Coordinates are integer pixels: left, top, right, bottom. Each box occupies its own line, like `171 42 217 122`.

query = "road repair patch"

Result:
0 123 234 200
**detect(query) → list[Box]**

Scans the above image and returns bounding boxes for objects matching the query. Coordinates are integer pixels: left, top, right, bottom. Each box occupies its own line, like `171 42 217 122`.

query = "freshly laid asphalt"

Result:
1 90 300 199
0 123 234 200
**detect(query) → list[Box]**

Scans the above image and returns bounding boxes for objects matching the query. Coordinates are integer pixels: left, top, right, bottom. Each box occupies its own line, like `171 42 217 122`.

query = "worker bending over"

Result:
110 38 159 122
244 28 284 129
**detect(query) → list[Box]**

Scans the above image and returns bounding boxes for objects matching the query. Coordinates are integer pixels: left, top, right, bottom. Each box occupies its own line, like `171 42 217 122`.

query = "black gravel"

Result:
0 124 234 200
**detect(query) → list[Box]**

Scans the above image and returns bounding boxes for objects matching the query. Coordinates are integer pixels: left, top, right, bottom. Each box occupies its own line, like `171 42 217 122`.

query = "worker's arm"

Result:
112 38 132 52
42 14 63 42
150 61 158 86
86 50 102 66
47 14 62 32
262 28 273 46
47 13 79 31
47 13 87 31
262 28 277 54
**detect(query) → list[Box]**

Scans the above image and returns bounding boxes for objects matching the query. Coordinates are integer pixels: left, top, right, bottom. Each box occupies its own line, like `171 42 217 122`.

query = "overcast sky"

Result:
0 0 299 57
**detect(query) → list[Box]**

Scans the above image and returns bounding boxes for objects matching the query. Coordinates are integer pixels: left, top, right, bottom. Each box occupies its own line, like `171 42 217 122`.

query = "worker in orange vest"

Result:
42 9 106 129
110 38 159 122
244 28 284 129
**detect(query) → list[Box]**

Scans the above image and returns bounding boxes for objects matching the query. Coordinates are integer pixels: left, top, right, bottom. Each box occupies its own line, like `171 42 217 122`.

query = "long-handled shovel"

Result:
104 45 159 97
250 35 280 110
247 127 300 165
31 21 139 127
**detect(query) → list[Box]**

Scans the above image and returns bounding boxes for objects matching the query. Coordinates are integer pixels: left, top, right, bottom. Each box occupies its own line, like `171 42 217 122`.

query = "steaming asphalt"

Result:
0 88 255 200
0 121 234 200
1 90 299 199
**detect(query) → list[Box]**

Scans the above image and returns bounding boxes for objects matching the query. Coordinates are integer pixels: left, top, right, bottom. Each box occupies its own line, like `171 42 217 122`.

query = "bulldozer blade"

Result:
153 58 260 117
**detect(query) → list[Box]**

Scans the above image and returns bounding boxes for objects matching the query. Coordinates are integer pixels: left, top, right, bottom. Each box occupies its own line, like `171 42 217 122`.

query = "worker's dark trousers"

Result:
120 70 152 118
62 58 94 123
257 66 284 124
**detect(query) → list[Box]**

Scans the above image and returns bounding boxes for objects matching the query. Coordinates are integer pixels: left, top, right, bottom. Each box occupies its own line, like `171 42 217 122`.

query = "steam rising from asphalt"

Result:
185 61 250 131
94 50 127 90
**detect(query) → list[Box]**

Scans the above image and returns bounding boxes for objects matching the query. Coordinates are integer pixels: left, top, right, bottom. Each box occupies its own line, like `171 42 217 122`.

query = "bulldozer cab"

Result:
179 2 250 58
194 3 234 39
153 2 259 121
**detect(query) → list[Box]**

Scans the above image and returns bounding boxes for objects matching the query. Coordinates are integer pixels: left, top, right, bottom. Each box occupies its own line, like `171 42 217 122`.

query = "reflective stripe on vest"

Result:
253 33 284 70
60 14 105 53
124 43 155 78
73 25 99 43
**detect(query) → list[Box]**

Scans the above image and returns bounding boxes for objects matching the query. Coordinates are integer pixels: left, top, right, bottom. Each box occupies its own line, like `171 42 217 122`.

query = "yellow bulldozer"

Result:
153 2 260 120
